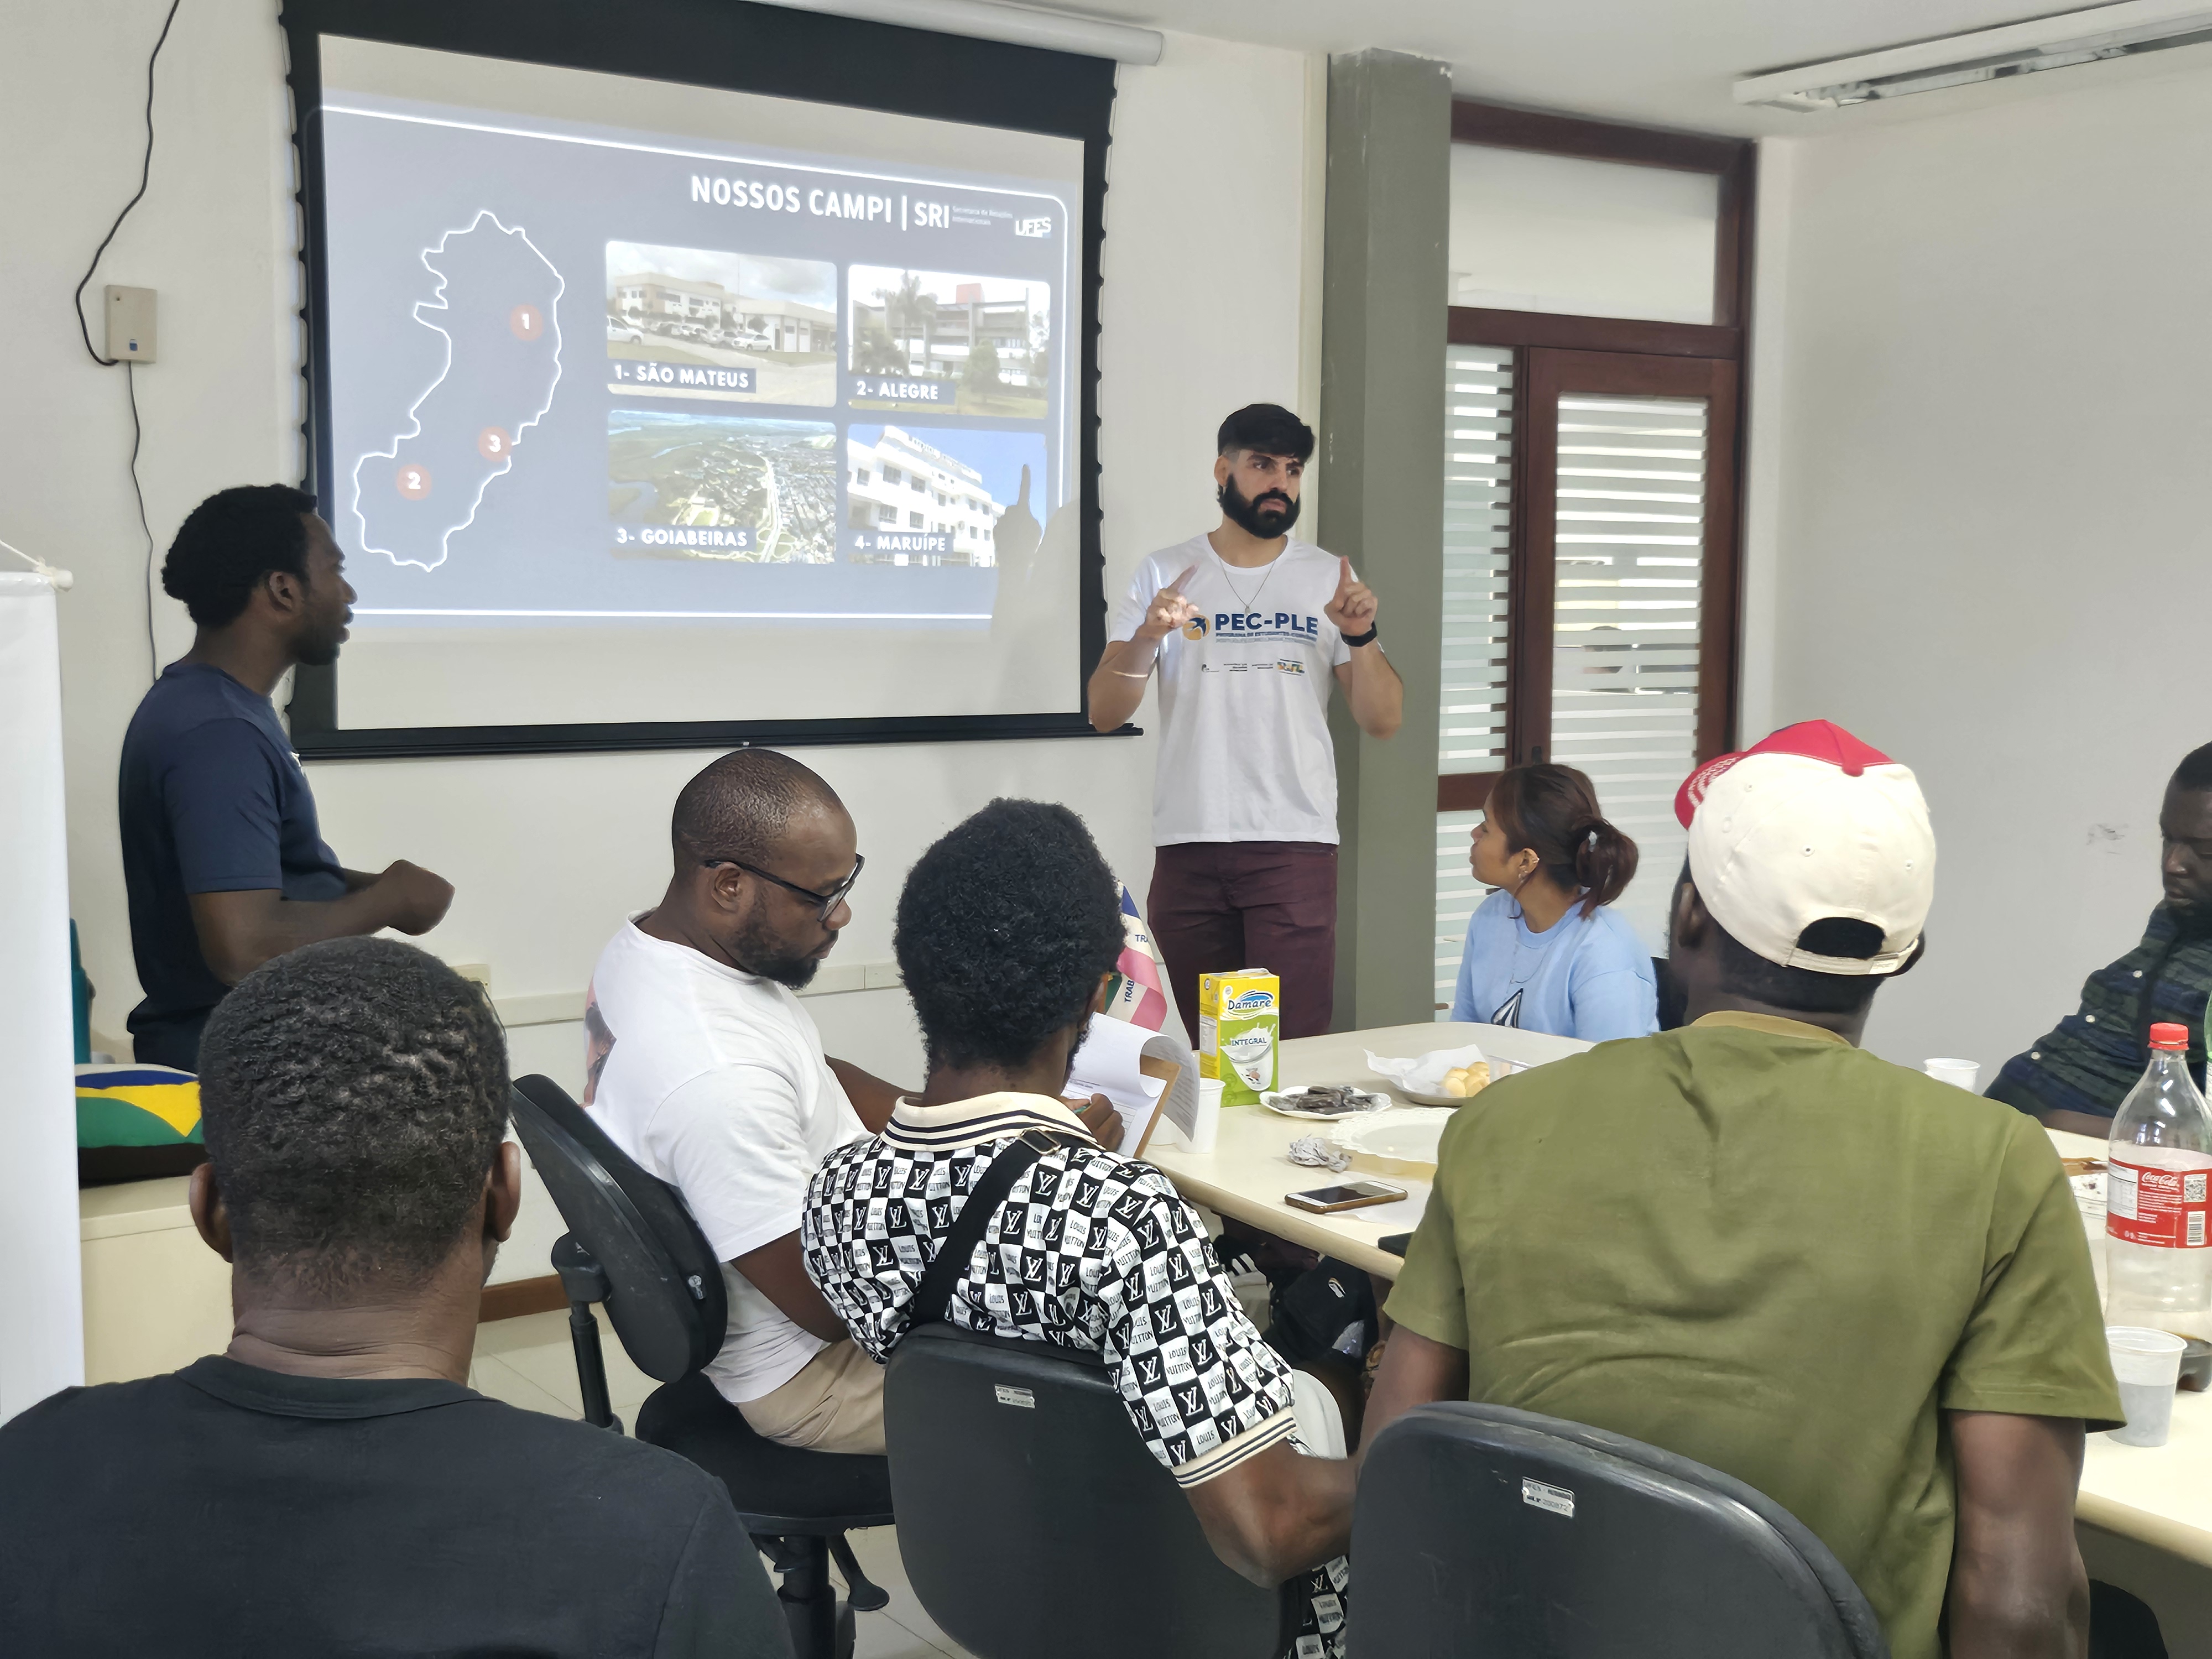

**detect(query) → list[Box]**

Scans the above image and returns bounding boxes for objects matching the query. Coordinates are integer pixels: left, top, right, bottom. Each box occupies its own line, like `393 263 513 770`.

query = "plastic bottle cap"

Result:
2149 1021 2189 1050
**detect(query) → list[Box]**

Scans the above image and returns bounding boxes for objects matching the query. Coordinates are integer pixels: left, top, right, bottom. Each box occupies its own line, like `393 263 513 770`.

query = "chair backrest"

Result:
508 1074 726 1382
1654 954 1688 1031
884 1323 1295 1659
1355 1401 1889 1659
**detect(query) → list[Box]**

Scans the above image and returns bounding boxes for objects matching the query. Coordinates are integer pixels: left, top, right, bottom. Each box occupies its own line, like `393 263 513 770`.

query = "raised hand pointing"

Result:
1140 564 1202 641
1324 555 1378 637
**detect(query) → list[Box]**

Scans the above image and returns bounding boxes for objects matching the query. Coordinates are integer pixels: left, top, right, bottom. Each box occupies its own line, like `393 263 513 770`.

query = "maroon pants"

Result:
1148 841 1338 1041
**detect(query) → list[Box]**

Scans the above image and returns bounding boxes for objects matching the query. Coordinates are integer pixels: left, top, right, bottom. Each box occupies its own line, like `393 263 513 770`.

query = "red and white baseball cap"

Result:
1674 720 1936 976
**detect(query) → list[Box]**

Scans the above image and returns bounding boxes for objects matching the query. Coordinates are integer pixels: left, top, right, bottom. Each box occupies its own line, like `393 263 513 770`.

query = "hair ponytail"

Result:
1568 816 1638 916
1487 764 1641 917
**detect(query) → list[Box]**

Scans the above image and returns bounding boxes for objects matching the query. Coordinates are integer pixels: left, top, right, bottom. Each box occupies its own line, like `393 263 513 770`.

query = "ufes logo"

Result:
1015 217 1053 238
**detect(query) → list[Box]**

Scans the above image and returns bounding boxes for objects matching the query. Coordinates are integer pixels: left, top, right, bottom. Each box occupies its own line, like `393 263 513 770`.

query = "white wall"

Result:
1 6 1316 1273
1748 62 2212 1073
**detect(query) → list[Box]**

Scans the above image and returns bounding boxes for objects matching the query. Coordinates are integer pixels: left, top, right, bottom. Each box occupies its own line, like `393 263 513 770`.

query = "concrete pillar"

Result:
1318 49 1452 1031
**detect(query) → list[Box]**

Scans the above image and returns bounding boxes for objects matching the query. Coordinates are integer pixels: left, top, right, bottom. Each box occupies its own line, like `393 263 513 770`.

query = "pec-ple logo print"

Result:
1182 613 1210 640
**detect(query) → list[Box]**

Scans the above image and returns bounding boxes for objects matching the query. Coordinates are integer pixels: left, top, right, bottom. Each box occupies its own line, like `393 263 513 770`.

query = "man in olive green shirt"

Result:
1366 722 2121 1659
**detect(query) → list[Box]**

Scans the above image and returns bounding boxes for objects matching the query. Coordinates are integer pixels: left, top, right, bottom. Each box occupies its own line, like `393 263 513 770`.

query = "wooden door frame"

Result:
1435 101 1753 814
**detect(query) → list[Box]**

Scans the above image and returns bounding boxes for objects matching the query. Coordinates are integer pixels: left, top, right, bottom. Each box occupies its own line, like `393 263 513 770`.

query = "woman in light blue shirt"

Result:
1451 763 1658 1042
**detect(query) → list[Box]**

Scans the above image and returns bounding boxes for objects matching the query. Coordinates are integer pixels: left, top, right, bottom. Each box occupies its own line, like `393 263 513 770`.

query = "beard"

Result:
1219 474 1300 538
729 892 824 989
295 623 345 668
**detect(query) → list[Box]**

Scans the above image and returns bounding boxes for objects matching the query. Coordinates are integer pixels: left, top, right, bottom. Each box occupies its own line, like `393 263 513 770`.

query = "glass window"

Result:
1449 147 1719 325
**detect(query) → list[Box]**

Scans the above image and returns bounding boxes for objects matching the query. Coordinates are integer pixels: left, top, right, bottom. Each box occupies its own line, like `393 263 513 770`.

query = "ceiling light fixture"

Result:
1735 0 2212 111
755 0 1164 66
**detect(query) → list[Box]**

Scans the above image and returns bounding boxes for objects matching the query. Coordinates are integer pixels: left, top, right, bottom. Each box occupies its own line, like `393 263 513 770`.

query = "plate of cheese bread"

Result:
1363 1042 1519 1107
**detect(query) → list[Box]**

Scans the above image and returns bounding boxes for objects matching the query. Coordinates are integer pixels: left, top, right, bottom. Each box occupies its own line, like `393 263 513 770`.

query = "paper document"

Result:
1066 1013 1196 1158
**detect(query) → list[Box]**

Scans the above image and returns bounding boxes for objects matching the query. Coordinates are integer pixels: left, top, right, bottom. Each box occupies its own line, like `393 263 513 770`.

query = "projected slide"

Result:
314 36 1082 732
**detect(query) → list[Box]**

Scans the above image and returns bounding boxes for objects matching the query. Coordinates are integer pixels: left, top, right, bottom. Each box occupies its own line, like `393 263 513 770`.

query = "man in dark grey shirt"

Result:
0 938 787 1659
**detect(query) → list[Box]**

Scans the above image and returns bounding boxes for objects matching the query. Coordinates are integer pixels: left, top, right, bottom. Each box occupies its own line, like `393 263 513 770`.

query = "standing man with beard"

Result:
118 485 453 1070
584 748 1115 1454
1089 405 1402 1038
1991 742 2212 1134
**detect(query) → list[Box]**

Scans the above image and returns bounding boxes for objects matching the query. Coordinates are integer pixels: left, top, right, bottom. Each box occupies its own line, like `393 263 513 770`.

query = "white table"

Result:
2047 1128 2212 1568
1147 1026 2212 1574
1146 1020 1588 1279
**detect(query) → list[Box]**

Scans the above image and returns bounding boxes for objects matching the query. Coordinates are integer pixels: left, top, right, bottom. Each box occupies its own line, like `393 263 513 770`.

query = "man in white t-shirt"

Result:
586 748 1118 1455
1087 404 1403 1037
582 750 901 1454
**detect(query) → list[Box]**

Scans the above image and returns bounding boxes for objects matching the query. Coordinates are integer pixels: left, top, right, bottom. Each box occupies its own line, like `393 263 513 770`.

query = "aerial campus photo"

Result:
848 266 1050 420
604 241 838 408
607 409 838 564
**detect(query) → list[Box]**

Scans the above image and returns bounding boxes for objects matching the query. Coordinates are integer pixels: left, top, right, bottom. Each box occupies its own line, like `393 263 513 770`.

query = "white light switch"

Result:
105 285 157 363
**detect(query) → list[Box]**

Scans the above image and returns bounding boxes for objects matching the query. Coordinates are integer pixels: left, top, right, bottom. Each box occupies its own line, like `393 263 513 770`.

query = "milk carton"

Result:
1198 969 1280 1106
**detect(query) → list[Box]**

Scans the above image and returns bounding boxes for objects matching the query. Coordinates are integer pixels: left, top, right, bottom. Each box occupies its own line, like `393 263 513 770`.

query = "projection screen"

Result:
280 1 1114 757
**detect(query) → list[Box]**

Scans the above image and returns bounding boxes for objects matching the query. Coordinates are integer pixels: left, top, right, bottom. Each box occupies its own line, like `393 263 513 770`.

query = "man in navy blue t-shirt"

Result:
119 485 453 1070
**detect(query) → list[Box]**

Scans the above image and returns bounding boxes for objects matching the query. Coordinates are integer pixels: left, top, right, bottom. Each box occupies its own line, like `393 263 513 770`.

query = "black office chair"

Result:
1356 1401 1888 1657
508 1074 894 1659
884 1322 1298 1659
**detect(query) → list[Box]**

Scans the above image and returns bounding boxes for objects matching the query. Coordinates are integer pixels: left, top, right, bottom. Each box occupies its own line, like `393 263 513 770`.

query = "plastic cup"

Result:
1924 1058 1980 1091
1184 1078 1224 1155
2106 1326 2186 1447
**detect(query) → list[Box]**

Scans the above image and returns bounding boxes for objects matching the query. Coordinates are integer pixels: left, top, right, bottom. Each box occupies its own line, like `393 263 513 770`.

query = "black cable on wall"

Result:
72 0 181 680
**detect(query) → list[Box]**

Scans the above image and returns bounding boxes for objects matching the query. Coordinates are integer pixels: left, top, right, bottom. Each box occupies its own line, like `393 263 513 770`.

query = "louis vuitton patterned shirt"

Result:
801 1091 1350 1658
801 1091 1302 1485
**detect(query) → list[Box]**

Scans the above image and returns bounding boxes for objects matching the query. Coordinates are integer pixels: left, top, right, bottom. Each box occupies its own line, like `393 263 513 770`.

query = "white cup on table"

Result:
2106 1326 2186 1447
1924 1058 1980 1091
1182 1078 1224 1155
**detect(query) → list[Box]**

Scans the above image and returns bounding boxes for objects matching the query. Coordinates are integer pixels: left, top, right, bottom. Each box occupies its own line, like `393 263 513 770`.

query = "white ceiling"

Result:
1071 0 2212 137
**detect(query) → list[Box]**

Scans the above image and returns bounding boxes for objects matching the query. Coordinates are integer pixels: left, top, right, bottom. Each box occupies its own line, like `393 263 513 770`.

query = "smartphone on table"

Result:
1285 1180 1407 1214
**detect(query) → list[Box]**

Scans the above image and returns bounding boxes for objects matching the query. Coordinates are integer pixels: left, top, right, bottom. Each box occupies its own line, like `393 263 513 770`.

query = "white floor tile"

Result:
836 1527 973 1657
851 1616 964 1659
473 1308 660 1425
468 1352 577 1419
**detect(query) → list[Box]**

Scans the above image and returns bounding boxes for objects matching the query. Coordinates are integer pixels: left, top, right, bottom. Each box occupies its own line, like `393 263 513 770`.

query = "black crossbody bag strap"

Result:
910 1129 1072 1327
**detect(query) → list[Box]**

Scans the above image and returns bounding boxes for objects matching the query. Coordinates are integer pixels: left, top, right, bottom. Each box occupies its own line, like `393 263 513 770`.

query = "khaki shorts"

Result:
736 1338 887 1455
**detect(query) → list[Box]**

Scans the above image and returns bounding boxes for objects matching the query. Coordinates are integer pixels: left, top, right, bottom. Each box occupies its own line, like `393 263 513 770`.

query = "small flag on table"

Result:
1104 884 1168 1030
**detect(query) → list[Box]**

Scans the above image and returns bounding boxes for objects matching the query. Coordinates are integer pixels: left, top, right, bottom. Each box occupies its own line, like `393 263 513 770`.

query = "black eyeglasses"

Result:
703 853 864 920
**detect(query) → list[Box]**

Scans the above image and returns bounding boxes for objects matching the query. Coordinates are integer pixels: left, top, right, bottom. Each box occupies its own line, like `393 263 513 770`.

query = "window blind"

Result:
1434 344 1512 1014
1547 393 1705 955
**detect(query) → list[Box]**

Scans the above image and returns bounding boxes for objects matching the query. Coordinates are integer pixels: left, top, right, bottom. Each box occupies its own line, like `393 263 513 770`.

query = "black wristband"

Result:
1341 624 1379 648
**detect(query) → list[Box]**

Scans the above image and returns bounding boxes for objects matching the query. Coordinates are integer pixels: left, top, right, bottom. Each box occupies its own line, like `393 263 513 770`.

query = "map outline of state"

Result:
350 209 565 572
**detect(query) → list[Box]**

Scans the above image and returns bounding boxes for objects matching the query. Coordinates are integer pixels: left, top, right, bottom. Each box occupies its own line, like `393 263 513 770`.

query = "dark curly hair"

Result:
161 483 317 627
196 936 509 1294
672 747 842 869
895 799 1125 1072
1217 403 1314 462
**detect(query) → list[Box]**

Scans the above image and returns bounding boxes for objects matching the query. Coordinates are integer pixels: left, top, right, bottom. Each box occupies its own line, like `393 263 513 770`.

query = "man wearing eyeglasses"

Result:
580 748 896 1453
583 748 1123 1454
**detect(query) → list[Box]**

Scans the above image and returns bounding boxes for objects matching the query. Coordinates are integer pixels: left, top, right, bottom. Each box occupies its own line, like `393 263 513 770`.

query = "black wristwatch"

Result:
1342 624 1379 648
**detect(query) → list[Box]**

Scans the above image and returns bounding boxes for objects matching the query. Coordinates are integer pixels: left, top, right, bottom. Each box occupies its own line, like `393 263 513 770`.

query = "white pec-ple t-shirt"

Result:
1110 534 1355 846
582 917 867 1405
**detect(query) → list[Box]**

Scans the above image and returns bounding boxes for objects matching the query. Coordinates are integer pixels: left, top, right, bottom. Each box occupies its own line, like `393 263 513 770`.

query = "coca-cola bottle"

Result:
2106 1021 2212 1331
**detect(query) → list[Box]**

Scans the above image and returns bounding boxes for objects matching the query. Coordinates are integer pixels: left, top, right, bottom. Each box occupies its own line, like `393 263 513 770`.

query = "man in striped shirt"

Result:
1990 743 2212 1133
